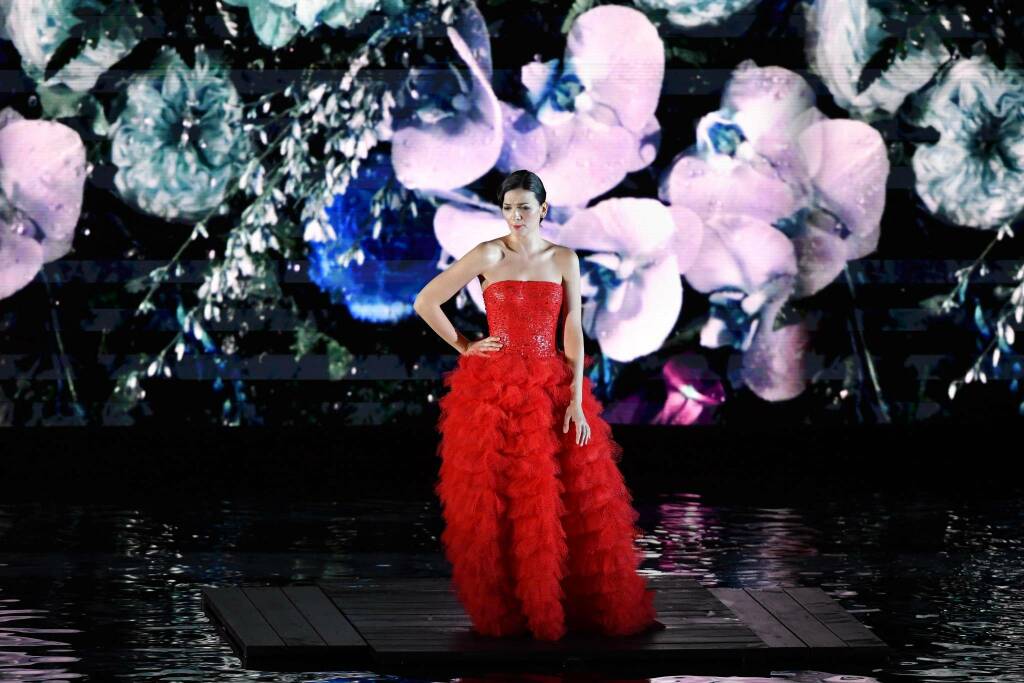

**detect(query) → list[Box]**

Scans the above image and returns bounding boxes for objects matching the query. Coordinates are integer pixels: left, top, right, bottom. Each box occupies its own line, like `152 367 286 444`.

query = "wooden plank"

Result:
709 588 806 648
202 587 284 658
283 586 368 649
242 587 325 648
204 578 887 669
329 575 701 586
747 589 846 648
331 596 463 606
784 587 887 648
649 575 704 588
320 578 454 592
656 592 735 614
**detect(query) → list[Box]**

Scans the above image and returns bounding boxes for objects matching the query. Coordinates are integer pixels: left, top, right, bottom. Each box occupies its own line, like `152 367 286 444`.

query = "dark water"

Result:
1 486 1022 682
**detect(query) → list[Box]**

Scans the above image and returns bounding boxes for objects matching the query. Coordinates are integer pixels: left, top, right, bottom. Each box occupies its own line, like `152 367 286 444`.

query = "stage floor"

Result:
202 574 888 673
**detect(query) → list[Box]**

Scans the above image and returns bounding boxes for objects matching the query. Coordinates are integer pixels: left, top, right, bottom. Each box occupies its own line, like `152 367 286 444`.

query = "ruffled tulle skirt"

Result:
434 350 657 641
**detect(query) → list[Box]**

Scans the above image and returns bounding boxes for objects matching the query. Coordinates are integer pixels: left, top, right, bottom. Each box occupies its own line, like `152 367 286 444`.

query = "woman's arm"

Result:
560 248 591 445
560 248 585 405
413 242 498 355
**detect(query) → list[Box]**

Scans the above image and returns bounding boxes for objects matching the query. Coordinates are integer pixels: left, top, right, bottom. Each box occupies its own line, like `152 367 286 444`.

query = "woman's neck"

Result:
502 232 547 256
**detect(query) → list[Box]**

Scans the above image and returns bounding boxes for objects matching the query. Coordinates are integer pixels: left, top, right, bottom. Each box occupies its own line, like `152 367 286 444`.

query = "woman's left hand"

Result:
563 400 590 446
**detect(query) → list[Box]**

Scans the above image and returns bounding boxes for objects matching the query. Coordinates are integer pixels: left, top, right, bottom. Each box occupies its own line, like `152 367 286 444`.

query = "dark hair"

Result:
496 170 547 221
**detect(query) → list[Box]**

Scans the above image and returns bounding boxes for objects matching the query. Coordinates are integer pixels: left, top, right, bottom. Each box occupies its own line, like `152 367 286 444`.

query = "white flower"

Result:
806 0 950 120
2 0 137 92
911 55 1024 229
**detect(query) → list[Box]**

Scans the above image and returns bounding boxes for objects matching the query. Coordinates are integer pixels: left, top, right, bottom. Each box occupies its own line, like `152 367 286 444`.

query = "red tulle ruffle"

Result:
434 350 657 641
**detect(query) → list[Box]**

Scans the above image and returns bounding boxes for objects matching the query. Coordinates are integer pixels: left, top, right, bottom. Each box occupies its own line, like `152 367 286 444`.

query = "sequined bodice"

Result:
483 280 563 358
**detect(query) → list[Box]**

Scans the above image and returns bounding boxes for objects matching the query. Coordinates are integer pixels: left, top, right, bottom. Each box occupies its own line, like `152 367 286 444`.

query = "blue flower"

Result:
306 151 439 323
912 55 1024 229
108 46 251 223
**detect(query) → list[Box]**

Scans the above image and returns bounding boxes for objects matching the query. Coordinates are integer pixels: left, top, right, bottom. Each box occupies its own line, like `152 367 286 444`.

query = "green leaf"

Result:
290 318 322 361
666 45 709 66
326 339 354 381
919 293 951 315
44 35 86 81
856 35 903 94
124 273 149 294
79 93 110 136
36 82 89 120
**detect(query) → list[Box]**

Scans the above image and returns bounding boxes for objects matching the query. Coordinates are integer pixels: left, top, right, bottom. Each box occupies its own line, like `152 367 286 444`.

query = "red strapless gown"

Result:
434 279 657 641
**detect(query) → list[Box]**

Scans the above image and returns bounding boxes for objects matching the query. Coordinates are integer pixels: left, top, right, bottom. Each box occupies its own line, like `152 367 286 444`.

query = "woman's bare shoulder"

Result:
465 237 506 259
551 243 578 261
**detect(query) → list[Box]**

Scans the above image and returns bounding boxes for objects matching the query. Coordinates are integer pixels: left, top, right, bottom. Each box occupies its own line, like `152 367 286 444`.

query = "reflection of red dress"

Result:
434 279 657 641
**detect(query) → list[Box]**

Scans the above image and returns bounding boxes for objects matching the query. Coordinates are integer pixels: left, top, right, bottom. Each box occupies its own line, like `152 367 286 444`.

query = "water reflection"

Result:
0 584 82 680
652 497 824 585
0 492 1020 681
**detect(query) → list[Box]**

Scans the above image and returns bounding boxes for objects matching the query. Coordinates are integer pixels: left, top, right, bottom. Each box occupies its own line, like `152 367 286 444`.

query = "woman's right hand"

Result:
462 335 503 356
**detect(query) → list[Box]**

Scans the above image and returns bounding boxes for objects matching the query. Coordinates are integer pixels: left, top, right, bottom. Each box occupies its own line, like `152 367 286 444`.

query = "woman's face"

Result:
501 188 547 233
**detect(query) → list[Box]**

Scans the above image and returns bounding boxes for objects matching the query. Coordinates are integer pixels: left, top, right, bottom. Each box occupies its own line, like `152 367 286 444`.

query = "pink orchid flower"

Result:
662 60 889 300
652 353 725 425
660 60 888 400
0 108 87 300
604 352 724 425
683 213 810 402
496 5 664 207
389 1 503 192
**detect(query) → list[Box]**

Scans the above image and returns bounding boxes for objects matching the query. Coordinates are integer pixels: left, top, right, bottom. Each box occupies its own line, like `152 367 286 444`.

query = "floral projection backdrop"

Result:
0 0 1022 426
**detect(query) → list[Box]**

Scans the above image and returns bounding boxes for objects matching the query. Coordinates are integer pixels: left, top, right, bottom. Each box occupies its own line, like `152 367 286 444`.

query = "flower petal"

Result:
798 118 889 258
653 391 704 425
496 101 547 172
0 226 44 300
530 114 640 207
660 153 801 224
742 295 809 401
0 118 86 262
667 204 704 274
910 55 1024 229
623 115 661 173
578 197 677 256
684 214 797 294
565 5 664 133
653 353 724 425
433 202 510 311
699 315 736 349
789 211 848 298
723 60 815 148
391 3 501 191
248 0 301 49
593 253 682 362
603 393 653 425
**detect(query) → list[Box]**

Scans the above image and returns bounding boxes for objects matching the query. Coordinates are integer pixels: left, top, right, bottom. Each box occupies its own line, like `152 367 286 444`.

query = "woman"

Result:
413 170 660 641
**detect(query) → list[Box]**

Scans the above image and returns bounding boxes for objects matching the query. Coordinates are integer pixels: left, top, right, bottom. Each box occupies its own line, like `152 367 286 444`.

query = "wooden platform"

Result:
201 575 888 672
